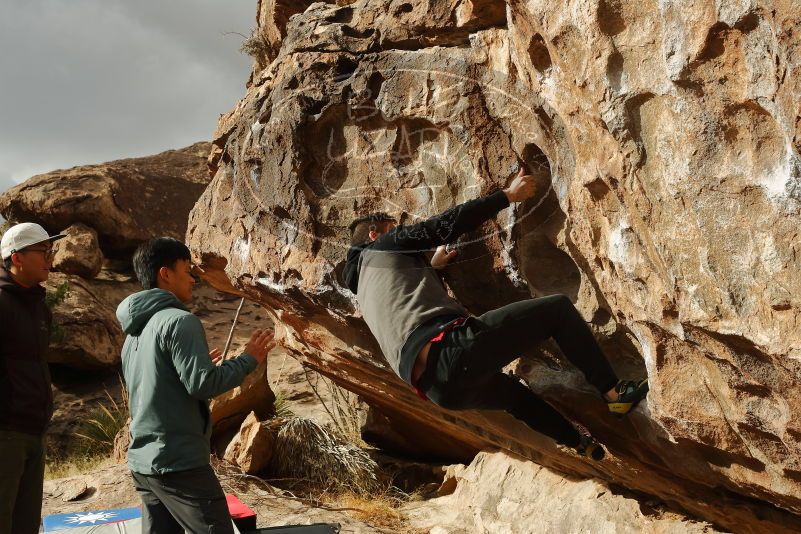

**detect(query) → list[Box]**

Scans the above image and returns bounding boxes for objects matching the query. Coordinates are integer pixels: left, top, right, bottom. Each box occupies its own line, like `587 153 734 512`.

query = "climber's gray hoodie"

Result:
117 289 256 475
343 190 510 383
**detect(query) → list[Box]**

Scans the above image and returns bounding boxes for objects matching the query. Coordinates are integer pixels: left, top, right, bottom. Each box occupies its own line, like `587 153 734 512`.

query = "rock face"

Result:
52 223 104 279
210 355 275 433
408 451 720 533
251 0 316 69
45 273 134 369
113 420 131 464
187 1 801 532
224 411 276 474
0 142 212 258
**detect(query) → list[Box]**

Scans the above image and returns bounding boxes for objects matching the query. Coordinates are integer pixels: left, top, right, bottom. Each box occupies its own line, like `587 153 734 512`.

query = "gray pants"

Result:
0 430 45 534
130 465 234 534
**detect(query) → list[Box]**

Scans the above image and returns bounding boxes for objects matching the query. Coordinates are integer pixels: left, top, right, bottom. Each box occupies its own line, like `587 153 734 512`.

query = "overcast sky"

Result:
0 0 257 196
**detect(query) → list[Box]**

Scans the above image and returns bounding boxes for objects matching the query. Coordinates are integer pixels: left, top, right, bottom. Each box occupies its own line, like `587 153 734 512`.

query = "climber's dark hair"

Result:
348 212 396 246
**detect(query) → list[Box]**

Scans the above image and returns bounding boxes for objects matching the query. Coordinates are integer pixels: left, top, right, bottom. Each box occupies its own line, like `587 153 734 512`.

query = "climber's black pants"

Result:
418 294 619 448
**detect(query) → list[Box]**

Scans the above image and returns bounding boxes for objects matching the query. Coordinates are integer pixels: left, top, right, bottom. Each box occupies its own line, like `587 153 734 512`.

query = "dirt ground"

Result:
42 461 399 533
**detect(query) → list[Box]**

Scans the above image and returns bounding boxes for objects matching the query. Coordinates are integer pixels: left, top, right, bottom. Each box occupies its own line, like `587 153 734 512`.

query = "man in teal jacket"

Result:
117 237 274 534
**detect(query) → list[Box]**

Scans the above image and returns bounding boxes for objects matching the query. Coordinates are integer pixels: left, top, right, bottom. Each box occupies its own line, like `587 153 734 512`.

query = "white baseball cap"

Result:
1 222 66 259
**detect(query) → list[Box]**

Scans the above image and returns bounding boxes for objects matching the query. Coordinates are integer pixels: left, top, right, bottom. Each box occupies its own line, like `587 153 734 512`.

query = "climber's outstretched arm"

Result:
372 168 536 253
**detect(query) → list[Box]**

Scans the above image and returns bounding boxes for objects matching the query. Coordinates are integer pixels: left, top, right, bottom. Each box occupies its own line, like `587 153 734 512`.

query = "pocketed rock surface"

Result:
186 1 801 532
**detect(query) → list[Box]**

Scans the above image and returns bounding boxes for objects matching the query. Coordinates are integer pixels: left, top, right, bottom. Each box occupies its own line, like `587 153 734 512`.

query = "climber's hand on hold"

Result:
504 166 536 202
431 245 458 269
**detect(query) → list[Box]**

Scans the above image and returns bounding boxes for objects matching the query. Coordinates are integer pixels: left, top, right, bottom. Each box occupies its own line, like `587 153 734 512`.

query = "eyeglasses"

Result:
17 246 55 260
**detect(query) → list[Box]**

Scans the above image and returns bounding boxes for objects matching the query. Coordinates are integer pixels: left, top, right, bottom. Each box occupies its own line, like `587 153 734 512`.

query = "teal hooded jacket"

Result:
117 289 257 474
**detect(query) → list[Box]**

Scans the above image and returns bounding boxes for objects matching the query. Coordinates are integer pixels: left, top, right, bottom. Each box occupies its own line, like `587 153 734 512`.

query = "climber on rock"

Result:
343 167 649 460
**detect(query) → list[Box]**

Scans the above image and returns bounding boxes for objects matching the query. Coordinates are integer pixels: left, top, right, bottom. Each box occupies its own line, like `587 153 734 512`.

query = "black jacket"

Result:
343 190 510 382
0 268 54 435
343 190 510 293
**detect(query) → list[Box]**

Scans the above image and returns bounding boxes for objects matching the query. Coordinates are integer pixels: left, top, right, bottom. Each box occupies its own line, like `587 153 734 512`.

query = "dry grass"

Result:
45 377 128 480
215 459 427 534
45 452 111 480
215 360 427 532
272 390 295 419
302 367 366 446
270 366 377 495
215 365 431 531
75 380 129 455
239 28 271 61
322 489 427 533
269 416 380 495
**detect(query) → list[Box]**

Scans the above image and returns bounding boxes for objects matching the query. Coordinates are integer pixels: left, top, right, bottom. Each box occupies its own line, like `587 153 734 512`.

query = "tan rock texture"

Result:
113 419 131 465
253 0 316 68
45 272 132 369
408 451 721 533
210 353 276 433
187 1 801 532
0 142 212 258
52 223 104 279
223 411 276 474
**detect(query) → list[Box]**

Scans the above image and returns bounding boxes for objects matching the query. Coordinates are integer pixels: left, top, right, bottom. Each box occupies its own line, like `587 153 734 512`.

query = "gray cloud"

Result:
0 0 256 194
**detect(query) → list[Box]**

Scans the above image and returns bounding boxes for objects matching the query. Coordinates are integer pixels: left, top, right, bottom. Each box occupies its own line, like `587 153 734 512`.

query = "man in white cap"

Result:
0 222 64 534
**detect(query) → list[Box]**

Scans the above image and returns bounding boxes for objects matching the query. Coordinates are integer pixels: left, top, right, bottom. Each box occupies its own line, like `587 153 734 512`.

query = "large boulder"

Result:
45 273 137 368
52 223 104 279
0 142 212 258
407 451 721 533
187 1 801 532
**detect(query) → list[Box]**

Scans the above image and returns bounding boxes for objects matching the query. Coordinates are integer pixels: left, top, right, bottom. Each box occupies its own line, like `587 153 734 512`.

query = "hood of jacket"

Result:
116 288 188 336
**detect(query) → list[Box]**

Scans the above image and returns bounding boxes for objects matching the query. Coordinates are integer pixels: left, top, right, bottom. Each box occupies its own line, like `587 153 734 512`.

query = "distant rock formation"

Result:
0 142 212 258
0 143 213 369
186 1 801 532
52 223 104 279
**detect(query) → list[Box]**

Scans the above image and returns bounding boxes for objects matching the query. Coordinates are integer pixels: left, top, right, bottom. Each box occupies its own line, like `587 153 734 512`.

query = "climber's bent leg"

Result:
472 295 619 394
464 372 582 447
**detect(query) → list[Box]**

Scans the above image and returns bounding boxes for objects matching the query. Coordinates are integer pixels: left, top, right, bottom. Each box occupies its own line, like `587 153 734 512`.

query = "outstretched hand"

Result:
504 166 536 202
210 348 223 365
244 329 276 364
431 245 458 269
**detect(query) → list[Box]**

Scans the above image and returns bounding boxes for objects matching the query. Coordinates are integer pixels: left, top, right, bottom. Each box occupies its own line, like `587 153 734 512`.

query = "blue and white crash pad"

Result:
43 507 242 533
43 507 141 533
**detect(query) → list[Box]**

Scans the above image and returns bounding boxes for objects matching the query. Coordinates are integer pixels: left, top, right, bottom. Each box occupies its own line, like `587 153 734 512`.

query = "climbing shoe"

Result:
576 434 605 461
607 378 649 417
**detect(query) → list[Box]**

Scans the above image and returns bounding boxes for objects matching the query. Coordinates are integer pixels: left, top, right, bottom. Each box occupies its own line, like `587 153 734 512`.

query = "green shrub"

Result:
45 281 70 343
273 391 295 419
45 281 69 308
